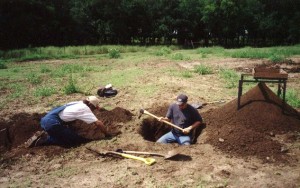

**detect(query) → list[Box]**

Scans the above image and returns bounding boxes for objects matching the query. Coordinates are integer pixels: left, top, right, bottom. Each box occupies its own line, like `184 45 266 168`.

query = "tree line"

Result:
1 0 299 50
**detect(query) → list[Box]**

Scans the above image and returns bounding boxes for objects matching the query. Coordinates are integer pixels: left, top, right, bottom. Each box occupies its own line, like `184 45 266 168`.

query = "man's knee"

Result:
182 141 191 145
156 138 167 144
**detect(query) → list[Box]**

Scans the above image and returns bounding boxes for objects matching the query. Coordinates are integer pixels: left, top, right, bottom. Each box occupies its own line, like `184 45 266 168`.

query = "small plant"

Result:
268 54 285 63
200 53 207 58
34 86 56 97
27 73 42 84
286 89 300 108
181 71 193 78
0 62 7 69
155 47 172 56
108 48 121 59
64 74 80 94
172 53 184 60
9 83 25 98
40 65 51 73
12 68 20 72
219 68 239 88
194 64 213 75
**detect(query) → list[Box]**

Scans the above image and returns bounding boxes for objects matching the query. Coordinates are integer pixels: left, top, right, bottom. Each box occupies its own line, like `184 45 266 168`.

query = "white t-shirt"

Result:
59 101 98 124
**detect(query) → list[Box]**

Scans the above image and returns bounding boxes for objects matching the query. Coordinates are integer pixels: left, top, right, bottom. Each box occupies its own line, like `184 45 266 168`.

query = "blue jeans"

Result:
41 105 87 147
41 112 88 147
156 131 191 145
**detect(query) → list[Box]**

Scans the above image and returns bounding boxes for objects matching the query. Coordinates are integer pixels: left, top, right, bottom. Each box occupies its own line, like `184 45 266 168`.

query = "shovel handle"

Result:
109 151 156 166
143 110 184 132
122 150 164 157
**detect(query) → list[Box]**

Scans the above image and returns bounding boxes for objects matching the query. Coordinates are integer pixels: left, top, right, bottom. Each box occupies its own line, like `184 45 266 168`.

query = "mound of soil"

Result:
71 107 133 140
203 83 300 163
0 107 133 154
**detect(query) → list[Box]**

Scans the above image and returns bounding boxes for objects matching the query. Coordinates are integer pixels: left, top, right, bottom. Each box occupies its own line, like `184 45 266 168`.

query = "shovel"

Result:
191 99 226 109
116 148 182 160
86 147 156 166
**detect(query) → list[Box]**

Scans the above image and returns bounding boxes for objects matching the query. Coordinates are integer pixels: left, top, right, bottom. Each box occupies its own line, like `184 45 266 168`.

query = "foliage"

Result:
40 65 51 73
27 73 42 85
225 45 300 59
219 68 239 88
1 0 300 50
0 61 7 69
63 74 80 94
181 71 193 78
108 48 121 59
286 89 300 108
194 64 213 75
155 47 172 56
34 86 56 97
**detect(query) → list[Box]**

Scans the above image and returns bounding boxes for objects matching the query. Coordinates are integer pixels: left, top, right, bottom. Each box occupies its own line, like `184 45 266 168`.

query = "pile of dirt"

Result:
71 107 133 140
0 107 133 155
203 83 300 163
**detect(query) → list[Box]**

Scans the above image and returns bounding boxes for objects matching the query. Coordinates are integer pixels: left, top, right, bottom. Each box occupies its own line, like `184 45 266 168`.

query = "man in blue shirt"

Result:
157 94 203 145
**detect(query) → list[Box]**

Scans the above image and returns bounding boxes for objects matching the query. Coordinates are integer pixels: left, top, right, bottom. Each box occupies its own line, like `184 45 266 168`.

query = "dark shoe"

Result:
25 131 47 148
34 134 48 147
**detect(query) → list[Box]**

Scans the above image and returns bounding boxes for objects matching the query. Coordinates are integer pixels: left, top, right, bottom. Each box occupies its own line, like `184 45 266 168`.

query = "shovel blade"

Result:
164 148 182 159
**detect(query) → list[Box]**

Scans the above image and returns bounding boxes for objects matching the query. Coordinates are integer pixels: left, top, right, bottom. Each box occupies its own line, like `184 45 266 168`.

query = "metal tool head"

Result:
138 108 145 119
164 148 182 159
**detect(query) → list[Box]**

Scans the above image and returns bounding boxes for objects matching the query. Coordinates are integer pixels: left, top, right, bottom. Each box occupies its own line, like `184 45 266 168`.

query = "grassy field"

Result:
0 45 300 110
1 45 300 188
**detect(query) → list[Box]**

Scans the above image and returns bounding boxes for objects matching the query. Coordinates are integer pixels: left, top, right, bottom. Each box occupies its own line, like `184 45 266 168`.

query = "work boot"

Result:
25 131 48 148
34 133 48 147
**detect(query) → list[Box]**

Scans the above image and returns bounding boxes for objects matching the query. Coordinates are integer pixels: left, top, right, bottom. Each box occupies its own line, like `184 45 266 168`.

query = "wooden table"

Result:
237 68 288 110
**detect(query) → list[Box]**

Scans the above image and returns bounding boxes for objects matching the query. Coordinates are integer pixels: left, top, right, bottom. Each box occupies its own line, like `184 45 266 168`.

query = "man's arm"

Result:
94 120 109 136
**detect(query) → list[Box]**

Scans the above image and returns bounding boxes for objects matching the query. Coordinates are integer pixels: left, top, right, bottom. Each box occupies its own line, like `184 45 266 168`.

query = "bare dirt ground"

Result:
0 57 300 188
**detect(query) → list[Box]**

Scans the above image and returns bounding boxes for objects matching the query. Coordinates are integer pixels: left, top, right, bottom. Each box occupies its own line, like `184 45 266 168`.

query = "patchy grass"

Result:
0 45 299 110
218 68 240 89
194 64 213 75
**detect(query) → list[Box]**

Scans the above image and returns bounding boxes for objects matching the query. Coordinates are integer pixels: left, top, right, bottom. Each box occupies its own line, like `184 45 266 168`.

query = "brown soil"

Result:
0 108 133 156
1 58 300 187
1 83 298 164
204 82 300 163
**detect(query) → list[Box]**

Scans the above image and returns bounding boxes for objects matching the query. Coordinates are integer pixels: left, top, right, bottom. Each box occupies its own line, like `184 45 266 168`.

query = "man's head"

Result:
86 96 100 110
176 94 188 109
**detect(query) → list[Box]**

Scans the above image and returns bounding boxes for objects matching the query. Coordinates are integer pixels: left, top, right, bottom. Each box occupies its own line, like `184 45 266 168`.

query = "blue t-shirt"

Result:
166 103 202 136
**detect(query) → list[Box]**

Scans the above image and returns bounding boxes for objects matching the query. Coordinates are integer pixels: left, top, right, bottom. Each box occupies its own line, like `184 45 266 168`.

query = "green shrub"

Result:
268 55 285 62
155 47 172 56
34 86 56 97
172 53 184 60
40 65 51 73
108 48 121 59
64 75 80 94
286 89 300 108
0 62 7 69
181 71 193 78
194 64 213 75
27 73 42 84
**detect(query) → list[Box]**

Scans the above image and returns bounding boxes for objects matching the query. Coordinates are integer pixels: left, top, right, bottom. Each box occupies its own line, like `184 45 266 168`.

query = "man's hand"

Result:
183 126 193 134
159 117 170 122
105 130 122 137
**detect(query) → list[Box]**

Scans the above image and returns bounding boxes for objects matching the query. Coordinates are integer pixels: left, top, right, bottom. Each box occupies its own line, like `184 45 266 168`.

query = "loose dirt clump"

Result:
203 82 300 163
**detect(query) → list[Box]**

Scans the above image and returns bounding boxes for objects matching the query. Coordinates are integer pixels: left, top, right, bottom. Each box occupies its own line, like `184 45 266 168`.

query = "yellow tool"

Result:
86 147 156 166
108 151 156 166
